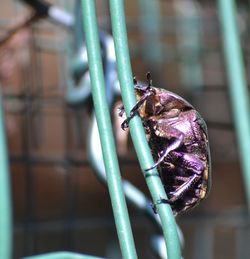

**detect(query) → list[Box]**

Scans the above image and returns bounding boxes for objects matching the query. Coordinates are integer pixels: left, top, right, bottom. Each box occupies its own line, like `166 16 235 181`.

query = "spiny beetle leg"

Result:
169 174 201 203
145 133 184 171
121 87 155 130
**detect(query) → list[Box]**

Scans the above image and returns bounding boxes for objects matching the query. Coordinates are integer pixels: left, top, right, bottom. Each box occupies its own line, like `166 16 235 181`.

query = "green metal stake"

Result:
217 0 250 212
109 0 181 258
81 1 138 258
0 96 12 259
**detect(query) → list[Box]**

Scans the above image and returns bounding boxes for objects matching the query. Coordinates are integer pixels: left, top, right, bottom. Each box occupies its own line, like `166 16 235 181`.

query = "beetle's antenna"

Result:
133 76 138 85
146 72 152 87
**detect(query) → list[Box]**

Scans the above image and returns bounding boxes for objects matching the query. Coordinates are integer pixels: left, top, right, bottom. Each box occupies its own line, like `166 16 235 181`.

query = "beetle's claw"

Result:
121 120 129 130
119 106 129 130
133 76 138 85
150 202 158 214
151 196 174 213
160 197 174 205
118 106 125 117
145 162 158 171
150 198 162 214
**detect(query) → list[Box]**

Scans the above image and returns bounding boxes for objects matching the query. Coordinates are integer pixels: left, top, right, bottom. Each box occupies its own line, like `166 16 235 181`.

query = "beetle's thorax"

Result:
136 87 193 118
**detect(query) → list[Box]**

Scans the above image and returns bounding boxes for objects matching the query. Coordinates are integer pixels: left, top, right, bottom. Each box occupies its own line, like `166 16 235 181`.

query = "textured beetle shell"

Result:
136 87 211 216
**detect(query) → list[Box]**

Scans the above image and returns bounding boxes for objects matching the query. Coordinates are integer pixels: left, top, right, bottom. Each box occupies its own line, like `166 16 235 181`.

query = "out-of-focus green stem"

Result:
174 0 203 91
109 0 181 258
217 0 250 212
138 0 164 63
81 1 138 258
0 97 12 259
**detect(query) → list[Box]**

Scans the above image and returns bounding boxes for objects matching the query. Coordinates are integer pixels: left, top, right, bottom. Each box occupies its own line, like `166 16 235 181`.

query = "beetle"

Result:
120 72 211 216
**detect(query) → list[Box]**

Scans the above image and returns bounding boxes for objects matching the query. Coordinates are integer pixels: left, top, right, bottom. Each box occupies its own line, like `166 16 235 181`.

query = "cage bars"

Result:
0 97 12 259
217 0 250 213
81 1 138 258
109 0 181 258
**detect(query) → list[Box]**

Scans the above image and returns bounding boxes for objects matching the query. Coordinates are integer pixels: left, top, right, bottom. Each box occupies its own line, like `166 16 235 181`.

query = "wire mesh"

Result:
1 0 250 258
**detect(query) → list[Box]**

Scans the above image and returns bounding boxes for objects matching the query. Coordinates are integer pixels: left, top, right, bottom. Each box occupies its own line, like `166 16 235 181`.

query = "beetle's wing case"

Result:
204 132 212 197
195 112 212 198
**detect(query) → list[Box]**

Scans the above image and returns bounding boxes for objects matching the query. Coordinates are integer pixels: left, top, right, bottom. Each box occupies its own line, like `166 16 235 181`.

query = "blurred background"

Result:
0 0 250 258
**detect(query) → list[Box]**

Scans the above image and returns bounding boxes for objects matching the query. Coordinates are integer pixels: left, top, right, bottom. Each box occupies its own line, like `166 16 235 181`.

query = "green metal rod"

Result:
24 251 104 259
0 97 12 259
109 0 181 258
81 1 138 259
217 0 250 212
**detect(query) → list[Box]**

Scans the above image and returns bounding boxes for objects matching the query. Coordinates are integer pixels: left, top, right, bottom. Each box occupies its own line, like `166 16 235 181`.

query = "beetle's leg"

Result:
163 153 205 203
175 175 190 182
133 76 138 85
150 202 159 214
158 197 174 205
160 175 202 208
118 105 125 117
151 196 172 214
168 174 201 203
120 88 156 130
145 127 184 171
118 78 139 122
181 197 198 207
195 185 208 199
120 73 155 130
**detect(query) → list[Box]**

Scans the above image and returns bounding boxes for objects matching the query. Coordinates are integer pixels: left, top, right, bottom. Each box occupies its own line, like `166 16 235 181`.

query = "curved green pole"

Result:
0 97 12 259
81 1 138 259
24 251 104 259
217 0 250 212
109 0 181 258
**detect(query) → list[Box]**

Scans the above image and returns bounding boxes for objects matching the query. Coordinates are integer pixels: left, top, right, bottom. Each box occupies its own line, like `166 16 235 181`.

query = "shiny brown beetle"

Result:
120 73 211 216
